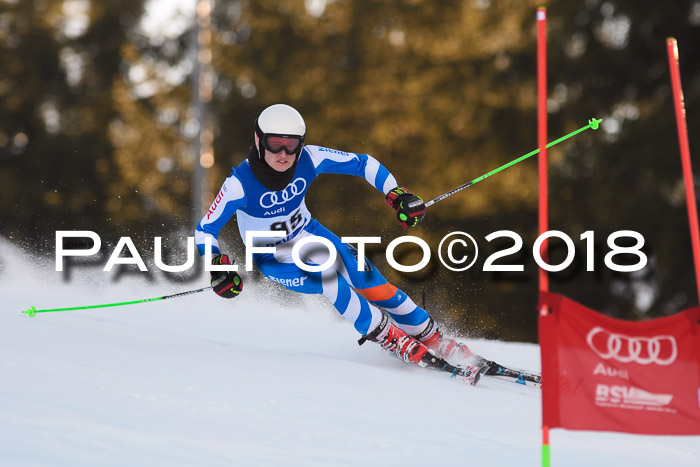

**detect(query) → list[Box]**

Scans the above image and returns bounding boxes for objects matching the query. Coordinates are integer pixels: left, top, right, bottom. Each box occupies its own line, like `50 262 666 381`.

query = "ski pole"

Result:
414 118 603 208
22 286 212 317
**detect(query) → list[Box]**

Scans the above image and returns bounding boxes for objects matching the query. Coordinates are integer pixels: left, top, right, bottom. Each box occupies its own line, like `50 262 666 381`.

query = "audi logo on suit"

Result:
259 178 307 208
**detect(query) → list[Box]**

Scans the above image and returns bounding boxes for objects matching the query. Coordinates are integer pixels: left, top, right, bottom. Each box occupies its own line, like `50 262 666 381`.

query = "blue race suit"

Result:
195 145 433 337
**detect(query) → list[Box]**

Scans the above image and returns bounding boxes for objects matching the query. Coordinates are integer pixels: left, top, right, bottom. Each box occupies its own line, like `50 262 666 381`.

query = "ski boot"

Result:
361 315 488 386
414 319 475 366
362 314 432 365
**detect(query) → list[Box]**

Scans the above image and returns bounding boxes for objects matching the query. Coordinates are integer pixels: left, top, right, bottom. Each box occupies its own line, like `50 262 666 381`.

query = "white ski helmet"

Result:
254 104 306 158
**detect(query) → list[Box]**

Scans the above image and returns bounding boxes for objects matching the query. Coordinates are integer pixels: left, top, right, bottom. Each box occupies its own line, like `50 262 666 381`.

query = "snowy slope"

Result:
1 240 699 466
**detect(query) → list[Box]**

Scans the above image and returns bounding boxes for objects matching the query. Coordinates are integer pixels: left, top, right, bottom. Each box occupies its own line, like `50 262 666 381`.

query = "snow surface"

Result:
1 239 699 466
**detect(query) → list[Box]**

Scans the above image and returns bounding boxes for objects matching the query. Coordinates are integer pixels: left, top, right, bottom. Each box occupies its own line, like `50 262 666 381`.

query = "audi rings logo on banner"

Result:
586 326 678 366
259 178 307 208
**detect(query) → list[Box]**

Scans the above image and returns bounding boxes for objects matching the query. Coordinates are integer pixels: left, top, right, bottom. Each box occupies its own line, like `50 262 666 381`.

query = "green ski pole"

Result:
22 286 212 317
416 118 603 208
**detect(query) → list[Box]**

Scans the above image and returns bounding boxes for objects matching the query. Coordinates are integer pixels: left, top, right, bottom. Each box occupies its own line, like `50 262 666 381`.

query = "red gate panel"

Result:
539 291 700 435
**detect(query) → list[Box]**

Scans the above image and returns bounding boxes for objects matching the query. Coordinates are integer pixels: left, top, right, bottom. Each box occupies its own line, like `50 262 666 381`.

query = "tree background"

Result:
2 0 699 342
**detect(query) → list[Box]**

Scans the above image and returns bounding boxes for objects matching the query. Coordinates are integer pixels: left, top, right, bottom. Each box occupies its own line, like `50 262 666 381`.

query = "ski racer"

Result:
195 103 476 371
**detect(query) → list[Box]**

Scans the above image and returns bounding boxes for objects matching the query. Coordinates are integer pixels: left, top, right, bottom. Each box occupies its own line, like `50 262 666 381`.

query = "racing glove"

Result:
385 186 426 229
211 254 243 299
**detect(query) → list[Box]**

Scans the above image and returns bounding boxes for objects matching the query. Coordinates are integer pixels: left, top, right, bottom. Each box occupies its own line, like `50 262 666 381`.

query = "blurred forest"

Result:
2 0 700 342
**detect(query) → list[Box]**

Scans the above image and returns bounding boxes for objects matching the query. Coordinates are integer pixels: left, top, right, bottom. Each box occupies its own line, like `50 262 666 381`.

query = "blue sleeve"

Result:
305 145 398 194
195 175 246 256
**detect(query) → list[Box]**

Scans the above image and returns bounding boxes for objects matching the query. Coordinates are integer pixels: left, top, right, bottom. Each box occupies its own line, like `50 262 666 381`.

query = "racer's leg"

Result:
254 250 383 335
301 220 436 338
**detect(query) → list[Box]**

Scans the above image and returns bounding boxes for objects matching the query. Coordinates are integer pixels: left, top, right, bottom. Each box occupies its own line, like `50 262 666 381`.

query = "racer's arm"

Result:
194 175 247 298
194 175 246 257
306 145 425 228
305 145 398 195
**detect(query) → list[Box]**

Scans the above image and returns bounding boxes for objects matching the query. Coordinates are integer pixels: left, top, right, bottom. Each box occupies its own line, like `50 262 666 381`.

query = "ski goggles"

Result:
262 135 303 155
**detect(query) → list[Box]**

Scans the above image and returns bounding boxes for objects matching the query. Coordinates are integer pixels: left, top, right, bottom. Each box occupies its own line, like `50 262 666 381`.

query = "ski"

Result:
449 363 490 387
431 338 542 389
386 349 489 386
472 356 541 388
420 352 490 387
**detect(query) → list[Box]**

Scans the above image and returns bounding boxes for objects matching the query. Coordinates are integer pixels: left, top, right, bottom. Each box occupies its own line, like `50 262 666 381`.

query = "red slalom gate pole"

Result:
542 424 550 467
538 7 549 295
667 38 700 304
537 8 550 467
